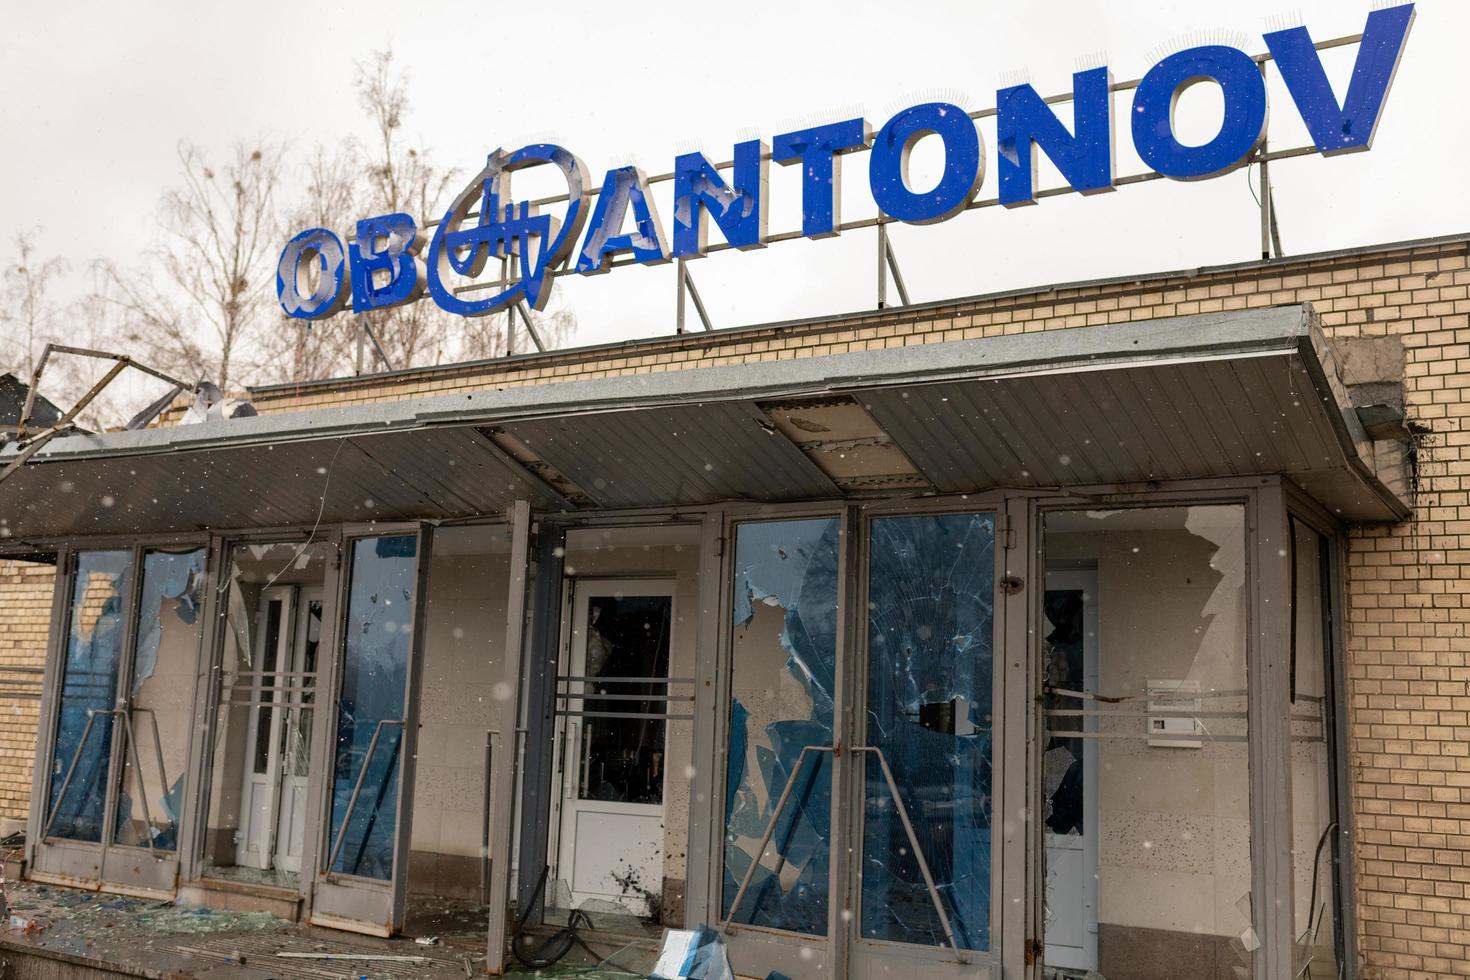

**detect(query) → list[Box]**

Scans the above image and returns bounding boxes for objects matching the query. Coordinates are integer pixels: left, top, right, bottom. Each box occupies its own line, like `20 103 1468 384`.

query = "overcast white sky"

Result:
1 0 1462 355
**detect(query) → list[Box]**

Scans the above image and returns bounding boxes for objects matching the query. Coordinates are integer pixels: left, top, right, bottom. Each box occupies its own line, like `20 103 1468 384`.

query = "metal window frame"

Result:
26 534 209 897
1022 478 1318 980
704 500 849 977
306 521 431 936
1283 481 1359 979
843 493 1010 977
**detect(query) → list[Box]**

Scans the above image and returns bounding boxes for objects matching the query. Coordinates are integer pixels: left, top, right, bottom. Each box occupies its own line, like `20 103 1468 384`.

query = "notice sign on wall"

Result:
277 5 1415 324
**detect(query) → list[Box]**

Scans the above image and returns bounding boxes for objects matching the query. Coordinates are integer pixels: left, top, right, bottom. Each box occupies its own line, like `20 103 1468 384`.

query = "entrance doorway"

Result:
551 580 675 919
201 539 331 894
236 585 322 877
1038 506 1255 980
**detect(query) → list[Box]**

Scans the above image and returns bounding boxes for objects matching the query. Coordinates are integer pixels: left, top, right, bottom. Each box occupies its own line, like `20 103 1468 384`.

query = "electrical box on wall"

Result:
1146 678 1202 748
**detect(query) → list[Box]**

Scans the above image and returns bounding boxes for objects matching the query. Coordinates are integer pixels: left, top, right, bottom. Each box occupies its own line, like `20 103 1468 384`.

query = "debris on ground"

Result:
648 926 735 980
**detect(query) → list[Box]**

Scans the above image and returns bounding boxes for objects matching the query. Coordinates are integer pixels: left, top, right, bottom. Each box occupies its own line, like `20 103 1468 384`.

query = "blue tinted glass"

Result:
48 550 132 842
113 547 205 850
327 534 418 879
862 513 994 951
722 517 839 936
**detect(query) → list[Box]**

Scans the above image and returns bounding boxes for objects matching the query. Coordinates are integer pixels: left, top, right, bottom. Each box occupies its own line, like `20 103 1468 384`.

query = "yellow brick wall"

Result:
0 559 53 830
7 234 1469 975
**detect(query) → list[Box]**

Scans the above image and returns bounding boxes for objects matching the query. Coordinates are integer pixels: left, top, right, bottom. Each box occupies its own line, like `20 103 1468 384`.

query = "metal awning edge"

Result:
3 306 1319 466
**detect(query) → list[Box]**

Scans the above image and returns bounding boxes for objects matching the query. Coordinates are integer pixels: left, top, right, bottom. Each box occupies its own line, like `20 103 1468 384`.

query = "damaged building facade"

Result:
0 231 1460 979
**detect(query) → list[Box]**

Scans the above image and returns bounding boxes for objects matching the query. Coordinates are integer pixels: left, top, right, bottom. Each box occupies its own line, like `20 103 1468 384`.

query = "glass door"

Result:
101 547 207 891
549 579 675 920
719 515 843 976
848 509 1000 979
308 527 430 936
33 545 206 896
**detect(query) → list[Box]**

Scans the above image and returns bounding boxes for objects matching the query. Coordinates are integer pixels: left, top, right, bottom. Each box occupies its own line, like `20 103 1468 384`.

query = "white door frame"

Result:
548 577 676 917
237 585 296 871
1041 566 1100 973
273 585 323 874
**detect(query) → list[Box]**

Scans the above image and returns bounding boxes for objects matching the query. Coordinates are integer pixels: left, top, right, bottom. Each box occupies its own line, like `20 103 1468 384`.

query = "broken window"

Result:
722 517 839 936
201 540 330 890
45 552 131 846
576 596 673 805
46 550 132 843
1041 506 1253 979
1290 520 1342 978
112 547 205 851
860 512 995 951
326 534 419 880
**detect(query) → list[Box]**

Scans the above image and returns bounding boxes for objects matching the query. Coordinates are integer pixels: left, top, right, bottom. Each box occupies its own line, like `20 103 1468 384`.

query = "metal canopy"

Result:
0 304 1408 543
503 401 837 508
0 427 564 539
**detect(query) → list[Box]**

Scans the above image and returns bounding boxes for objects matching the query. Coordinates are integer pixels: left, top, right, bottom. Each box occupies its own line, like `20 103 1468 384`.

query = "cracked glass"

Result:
860 512 995 951
47 550 131 843
113 547 205 851
327 533 419 880
721 517 840 936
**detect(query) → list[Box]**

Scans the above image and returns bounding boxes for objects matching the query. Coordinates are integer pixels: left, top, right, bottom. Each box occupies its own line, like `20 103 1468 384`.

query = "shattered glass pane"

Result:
113 547 205 851
722 517 839 936
47 550 132 843
861 513 994 951
201 539 329 890
1041 506 1252 978
327 534 419 880
1042 589 1086 836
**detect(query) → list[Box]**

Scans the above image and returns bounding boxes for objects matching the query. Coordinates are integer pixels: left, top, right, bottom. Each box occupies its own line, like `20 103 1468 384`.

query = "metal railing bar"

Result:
1044 708 1249 719
115 711 159 861
554 710 694 721
557 676 694 685
719 744 834 938
324 718 405 875
556 692 694 702
228 670 320 679
134 708 171 848
853 745 967 965
41 709 102 841
1054 731 1249 743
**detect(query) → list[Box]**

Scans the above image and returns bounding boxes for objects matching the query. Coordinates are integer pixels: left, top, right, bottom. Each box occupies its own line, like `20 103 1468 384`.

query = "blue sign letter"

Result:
1132 46 1266 180
671 140 769 258
277 228 348 320
772 118 871 238
869 103 983 224
426 145 591 316
350 213 424 313
577 166 669 274
1264 3 1415 155
998 67 1114 207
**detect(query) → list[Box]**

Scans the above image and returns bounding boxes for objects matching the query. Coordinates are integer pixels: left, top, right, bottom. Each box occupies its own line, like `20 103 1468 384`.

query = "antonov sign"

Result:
277 4 1415 322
